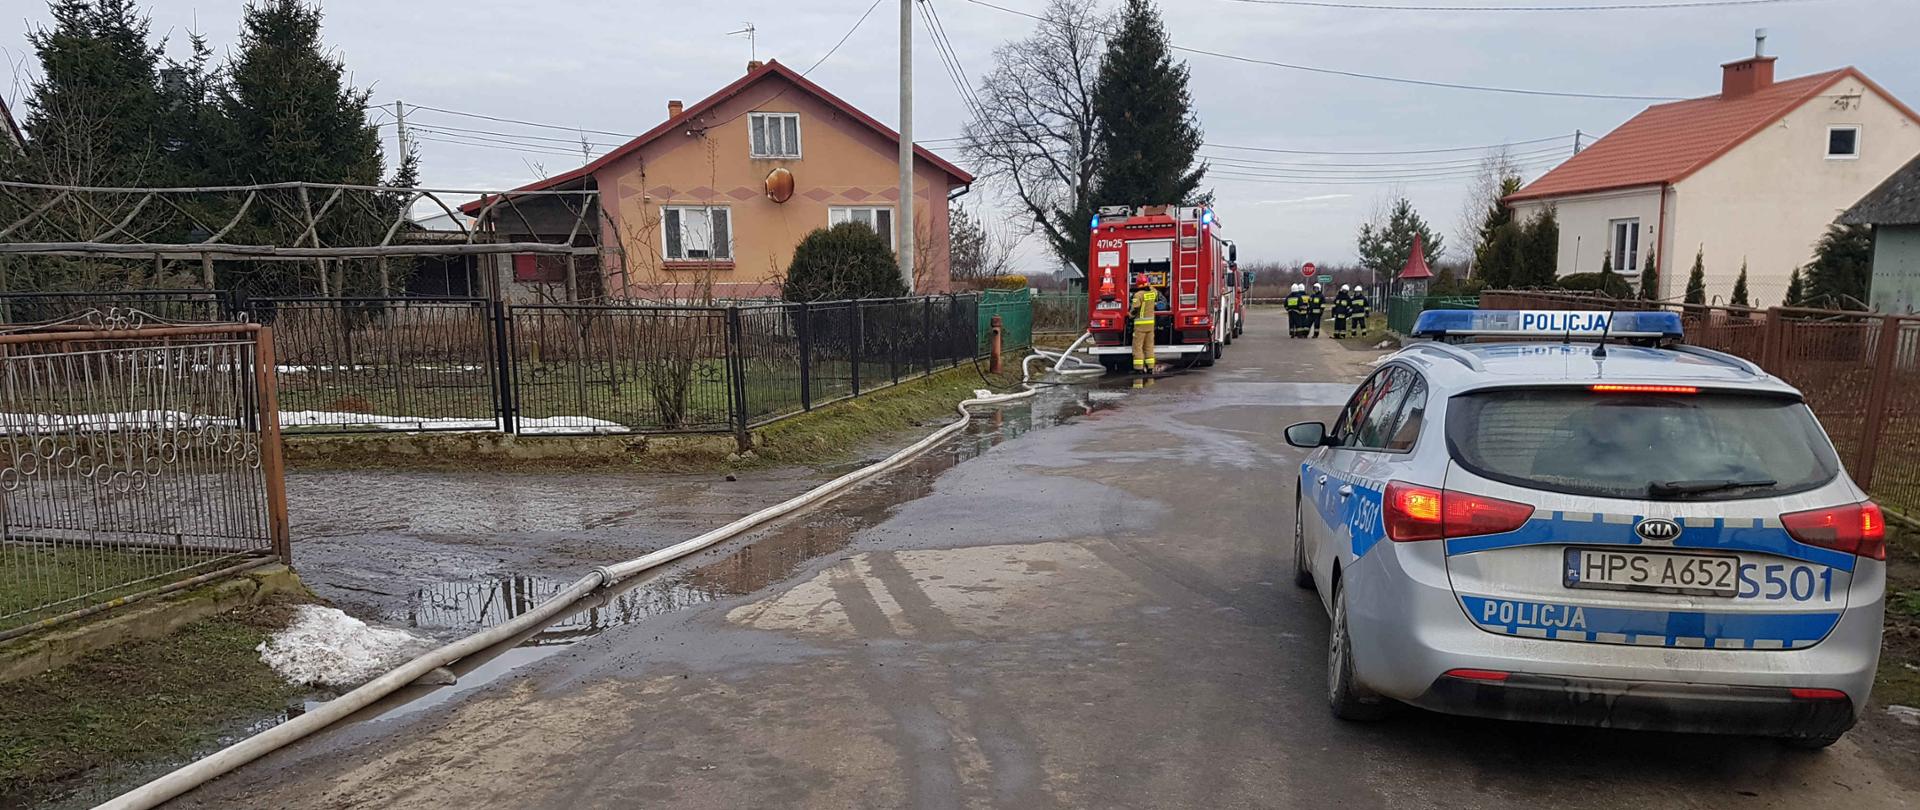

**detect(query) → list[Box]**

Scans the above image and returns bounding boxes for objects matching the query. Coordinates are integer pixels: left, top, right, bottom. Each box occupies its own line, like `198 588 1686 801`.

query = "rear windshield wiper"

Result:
1647 478 1778 497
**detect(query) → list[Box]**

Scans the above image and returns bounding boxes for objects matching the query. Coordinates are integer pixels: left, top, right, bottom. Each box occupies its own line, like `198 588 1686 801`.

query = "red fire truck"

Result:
1083 205 1236 373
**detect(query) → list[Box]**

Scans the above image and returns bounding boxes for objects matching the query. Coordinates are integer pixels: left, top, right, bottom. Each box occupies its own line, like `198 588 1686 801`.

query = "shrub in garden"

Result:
783 223 907 303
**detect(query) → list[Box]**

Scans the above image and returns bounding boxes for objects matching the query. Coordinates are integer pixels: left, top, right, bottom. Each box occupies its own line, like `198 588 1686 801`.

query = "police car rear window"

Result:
1445 389 1839 501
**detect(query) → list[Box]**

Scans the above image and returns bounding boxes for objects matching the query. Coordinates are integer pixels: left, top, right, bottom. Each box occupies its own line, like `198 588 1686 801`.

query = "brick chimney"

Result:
747 59 766 73
667 99 684 120
1722 29 1775 98
1722 56 1776 98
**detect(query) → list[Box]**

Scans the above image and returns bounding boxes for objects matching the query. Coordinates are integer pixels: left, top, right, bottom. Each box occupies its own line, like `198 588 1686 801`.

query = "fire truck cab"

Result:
1084 205 1235 373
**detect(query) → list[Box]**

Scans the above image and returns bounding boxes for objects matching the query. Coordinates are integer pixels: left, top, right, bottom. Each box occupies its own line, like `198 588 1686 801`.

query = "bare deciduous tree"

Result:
962 0 1108 278
1455 146 1520 275
948 203 1019 285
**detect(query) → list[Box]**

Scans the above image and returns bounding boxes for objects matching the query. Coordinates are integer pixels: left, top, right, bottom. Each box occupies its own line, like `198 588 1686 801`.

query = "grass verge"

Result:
751 362 1014 466
287 362 1017 474
1879 519 1920 709
0 598 307 806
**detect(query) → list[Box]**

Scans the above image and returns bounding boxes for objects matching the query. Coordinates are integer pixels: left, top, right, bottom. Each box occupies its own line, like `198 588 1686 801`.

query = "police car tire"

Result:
1292 493 1315 589
1329 579 1393 722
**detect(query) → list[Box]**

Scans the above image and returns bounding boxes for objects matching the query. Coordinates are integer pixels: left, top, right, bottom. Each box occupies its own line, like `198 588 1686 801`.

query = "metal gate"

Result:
0 310 289 636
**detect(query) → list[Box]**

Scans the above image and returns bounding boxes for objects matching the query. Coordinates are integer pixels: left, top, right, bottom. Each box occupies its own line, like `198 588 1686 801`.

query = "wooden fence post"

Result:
255 326 292 564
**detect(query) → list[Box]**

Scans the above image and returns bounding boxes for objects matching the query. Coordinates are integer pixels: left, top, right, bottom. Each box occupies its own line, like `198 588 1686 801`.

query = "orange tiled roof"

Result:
1509 69 1857 202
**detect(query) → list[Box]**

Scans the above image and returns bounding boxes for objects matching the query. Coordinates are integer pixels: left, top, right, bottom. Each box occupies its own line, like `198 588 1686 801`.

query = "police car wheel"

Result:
1328 579 1392 721
1292 497 1314 589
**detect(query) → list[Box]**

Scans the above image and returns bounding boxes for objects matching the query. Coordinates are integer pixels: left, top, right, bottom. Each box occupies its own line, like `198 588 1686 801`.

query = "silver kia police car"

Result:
1286 310 1886 748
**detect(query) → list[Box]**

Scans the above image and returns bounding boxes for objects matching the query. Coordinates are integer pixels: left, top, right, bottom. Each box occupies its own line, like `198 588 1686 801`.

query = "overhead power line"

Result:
958 0 1681 100
400 103 640 139
1211 0 1811 9
807 0 888 75
1203 133 1572 155
409 134 588 159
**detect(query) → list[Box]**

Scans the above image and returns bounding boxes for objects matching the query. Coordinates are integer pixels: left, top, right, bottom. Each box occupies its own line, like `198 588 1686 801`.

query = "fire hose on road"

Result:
97 340 1107 810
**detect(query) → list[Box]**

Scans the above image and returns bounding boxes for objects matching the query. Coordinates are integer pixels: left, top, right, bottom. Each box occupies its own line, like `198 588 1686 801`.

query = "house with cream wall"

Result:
1507 52 1920 303
464 60 973 300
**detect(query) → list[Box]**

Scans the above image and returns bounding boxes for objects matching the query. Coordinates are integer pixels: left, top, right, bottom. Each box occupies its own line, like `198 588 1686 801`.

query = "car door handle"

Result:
1338 485 1354 498
1317 475 1329 486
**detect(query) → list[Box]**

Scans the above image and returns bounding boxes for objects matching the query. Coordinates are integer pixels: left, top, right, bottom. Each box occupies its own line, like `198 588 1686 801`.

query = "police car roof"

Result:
1397 341 1801 395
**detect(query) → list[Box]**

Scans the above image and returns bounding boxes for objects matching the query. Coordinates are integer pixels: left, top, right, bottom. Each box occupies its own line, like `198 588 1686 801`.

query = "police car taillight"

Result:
1781 501 1886 561
1385 482 1535 542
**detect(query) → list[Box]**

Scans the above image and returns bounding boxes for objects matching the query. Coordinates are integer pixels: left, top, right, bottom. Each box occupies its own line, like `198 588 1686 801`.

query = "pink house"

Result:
464 60 974 300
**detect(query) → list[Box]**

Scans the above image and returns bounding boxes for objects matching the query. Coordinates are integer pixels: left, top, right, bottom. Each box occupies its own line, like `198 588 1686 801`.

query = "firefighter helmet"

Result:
1133 273 1150 288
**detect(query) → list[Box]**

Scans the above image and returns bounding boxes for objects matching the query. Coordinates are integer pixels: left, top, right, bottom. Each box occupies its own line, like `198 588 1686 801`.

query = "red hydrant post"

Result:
989 314 1004 374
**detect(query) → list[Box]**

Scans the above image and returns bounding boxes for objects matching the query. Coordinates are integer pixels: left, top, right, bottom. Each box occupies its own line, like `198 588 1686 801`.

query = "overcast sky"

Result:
3 0 1915 269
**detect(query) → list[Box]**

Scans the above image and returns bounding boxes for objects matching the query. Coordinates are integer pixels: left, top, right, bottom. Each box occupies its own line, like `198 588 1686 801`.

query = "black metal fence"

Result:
0 291 996 438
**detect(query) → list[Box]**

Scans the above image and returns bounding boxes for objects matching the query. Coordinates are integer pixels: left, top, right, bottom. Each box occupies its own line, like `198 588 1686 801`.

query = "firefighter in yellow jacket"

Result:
1130 273 1157 373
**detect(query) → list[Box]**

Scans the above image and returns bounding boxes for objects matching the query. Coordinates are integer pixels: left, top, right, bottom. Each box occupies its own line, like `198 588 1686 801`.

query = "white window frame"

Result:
661 205 733 262
1609 218 1640 273
749 112 802 159
1826 125 1861 160
828 206 896 250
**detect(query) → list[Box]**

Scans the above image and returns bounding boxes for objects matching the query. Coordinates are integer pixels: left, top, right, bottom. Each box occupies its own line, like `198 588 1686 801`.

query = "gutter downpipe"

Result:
1655 182 1670 299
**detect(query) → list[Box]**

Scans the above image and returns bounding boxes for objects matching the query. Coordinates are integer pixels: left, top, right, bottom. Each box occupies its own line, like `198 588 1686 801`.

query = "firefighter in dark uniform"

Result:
1283 283 1303 338
1307 283 1326 338
1130 273 1157 373
1350 286 1371 335
1331 285 1350 338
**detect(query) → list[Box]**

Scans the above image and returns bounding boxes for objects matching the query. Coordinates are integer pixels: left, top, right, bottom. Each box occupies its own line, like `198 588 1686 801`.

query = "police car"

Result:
1285 310 1886 748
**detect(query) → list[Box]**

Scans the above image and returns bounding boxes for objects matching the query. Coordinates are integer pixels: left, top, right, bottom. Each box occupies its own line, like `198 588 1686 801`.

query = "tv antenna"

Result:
728 23 757 62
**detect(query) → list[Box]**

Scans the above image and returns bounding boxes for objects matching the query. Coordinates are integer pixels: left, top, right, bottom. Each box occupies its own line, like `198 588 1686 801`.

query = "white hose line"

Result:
97 383 1043 810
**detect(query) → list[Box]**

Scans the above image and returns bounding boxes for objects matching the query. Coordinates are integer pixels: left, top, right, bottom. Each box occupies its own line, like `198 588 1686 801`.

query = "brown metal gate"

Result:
0 310 289 637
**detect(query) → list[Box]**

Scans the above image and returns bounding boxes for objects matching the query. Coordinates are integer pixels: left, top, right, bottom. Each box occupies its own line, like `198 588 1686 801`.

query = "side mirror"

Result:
1228 243 1239 263
1285 422 1329 449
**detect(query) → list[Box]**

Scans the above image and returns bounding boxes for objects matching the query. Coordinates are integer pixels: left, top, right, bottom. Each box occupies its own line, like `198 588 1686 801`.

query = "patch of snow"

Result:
1374 340 1395 350
258 605 435 688
277 411 631 434
1 409 633 435
1889 705 1920 727
0 410 237 430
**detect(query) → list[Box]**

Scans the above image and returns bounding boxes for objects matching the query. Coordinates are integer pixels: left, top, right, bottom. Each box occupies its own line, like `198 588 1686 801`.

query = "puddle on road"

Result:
355 383 1114 721
35 385 1112 808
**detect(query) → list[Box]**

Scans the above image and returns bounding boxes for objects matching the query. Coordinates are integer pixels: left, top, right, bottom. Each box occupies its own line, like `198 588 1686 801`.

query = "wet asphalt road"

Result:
178 309 1916 809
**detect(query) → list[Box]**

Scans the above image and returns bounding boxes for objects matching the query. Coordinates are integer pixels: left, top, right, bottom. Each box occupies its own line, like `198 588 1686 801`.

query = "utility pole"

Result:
1573 128 1584 155
898 0 916 292
579 131 592 163
394 100 410 158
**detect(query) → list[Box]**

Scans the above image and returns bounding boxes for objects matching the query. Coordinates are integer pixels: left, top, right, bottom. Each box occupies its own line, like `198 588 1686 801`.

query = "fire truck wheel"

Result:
1099 355 1130 375
1197 343 1217 367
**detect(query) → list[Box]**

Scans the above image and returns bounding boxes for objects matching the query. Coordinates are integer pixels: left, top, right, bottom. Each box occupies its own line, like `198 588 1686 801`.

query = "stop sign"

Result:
1300 262 1316 278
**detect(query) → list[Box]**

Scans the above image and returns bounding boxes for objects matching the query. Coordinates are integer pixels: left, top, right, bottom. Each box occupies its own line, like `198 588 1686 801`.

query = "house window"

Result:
829 206 895 250
1610 218 1639 272
1827 126 1860 159
663 206 732 262
750 112 801 158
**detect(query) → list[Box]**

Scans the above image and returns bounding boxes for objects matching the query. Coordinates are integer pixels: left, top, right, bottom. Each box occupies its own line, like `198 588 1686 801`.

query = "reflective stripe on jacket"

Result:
1131 290 1157 325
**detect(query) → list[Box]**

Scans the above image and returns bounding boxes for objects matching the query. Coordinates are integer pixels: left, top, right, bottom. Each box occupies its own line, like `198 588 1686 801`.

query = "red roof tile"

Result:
1508 68 1910 202
461 60 972 214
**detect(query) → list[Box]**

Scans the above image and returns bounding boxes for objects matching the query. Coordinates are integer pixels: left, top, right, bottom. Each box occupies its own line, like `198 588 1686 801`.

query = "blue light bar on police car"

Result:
1411 310 1684 340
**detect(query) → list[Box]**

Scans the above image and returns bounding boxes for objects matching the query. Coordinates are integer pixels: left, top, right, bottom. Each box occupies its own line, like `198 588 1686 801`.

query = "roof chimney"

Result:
747 59 766 73
667 99 684 120
1721 56 1776 98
